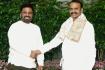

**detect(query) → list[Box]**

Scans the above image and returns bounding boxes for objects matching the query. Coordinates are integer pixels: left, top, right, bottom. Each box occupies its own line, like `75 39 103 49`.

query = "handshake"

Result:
30 50 42 59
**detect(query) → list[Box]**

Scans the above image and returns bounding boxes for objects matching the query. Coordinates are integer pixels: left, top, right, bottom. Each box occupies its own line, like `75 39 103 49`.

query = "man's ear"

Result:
20 14 21 18
81 8 83 13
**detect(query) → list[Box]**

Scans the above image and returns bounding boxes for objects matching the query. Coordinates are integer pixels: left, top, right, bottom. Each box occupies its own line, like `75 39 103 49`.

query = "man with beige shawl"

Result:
32 0 96 70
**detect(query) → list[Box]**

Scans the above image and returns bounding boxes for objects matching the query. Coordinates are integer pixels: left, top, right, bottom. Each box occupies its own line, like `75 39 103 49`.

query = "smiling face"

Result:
20 7 33 23
69 2 83 20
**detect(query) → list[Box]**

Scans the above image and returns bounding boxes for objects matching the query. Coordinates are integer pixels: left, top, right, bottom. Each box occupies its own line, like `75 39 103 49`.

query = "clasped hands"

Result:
30 50 42 59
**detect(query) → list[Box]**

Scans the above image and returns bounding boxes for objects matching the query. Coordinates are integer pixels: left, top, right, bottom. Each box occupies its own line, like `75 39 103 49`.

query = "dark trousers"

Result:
7 63 36 70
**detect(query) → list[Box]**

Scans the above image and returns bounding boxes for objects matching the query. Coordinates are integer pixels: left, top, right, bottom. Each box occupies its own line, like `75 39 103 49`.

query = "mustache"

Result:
70 12 78 14
24 16 31 18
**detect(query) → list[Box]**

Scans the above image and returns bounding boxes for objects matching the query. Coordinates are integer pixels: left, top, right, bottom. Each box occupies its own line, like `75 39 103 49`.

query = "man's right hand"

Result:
30 50 41 59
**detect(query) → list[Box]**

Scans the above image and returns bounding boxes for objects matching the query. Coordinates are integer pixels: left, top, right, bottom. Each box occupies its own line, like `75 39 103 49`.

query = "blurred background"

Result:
0 0 105 70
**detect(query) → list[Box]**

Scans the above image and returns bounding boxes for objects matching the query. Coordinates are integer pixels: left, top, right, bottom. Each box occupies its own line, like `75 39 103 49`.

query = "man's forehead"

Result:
69 2 81 8
22 7 33 10
70 2 81 6
21 7 33 12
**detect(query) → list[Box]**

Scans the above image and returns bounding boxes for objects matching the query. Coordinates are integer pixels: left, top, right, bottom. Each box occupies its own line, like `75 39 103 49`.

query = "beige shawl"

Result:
67 14 87 42
60 14 87 42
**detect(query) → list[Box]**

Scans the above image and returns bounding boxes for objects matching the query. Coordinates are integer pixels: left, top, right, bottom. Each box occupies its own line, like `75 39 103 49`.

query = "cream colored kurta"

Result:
42 14 96 70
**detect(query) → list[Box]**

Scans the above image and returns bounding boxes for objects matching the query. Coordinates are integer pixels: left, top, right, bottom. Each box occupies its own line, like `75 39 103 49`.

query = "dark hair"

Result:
68 0 83 8
20 3 34 12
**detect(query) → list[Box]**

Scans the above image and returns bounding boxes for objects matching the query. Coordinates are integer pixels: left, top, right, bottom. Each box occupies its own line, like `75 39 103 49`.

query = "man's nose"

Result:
71 9 75 13
26 13 29 16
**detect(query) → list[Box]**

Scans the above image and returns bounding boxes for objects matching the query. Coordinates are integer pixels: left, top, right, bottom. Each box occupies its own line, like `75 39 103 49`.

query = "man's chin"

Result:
22 19 31 23
71 14 77 17
71 16 78 20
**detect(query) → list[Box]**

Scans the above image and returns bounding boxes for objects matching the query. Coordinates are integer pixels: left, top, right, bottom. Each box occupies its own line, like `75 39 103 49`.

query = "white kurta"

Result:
8 21 44 68
42 14 96 70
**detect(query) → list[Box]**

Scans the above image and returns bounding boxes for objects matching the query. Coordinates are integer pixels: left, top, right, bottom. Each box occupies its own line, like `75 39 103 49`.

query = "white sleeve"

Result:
37 53 44 66
87 24 96 58
8 25 16 49
85 24 96 67
41 23 67 53
35 27 44 66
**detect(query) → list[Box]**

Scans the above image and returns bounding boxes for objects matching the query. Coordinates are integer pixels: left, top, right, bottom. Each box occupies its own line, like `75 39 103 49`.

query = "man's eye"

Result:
22 12 26 14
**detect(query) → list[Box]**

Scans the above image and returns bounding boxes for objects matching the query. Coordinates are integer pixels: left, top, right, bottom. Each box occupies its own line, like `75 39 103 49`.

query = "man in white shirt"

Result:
33 0 96 70
7 4 44 70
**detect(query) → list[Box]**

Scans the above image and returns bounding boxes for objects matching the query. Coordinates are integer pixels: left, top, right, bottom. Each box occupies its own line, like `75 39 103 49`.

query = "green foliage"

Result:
0 0 105 61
